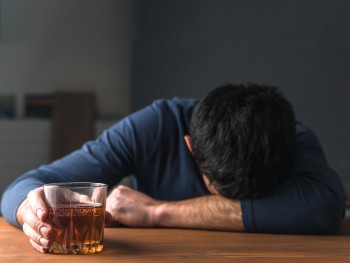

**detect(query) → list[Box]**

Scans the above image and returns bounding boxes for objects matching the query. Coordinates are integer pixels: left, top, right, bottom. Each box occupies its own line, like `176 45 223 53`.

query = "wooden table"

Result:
1 218 349 262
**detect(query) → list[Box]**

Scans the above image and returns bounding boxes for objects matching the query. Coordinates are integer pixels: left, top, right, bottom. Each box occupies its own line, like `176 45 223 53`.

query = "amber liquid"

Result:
47 203 105 254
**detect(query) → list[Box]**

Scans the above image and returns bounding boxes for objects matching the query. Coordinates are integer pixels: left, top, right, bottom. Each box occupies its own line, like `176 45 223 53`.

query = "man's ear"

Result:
184 135 193 155
202 175 219 195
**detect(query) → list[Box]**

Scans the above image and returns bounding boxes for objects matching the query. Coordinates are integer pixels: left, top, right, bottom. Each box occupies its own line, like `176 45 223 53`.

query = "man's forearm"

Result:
153 195 244 231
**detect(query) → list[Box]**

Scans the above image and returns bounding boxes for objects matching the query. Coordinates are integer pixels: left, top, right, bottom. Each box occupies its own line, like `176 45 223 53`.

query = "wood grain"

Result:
0 218 349 262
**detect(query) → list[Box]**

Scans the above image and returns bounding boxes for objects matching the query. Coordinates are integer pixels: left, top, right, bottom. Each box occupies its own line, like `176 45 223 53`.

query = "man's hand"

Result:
17 187 53 252
106 185 244 231
106 185 162 227
17 186 113 253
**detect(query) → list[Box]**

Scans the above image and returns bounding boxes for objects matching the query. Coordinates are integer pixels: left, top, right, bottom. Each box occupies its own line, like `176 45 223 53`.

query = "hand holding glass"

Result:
43 182 107 254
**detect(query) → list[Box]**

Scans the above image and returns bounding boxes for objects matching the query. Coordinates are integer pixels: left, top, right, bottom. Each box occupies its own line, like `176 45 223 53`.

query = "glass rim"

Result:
43 182 107 189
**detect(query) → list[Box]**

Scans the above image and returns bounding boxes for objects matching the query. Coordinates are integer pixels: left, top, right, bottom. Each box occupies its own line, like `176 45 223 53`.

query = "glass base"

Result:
49 242 103 254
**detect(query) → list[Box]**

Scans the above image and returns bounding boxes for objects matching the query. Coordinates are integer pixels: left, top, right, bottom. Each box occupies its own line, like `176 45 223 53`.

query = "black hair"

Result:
190 83 296 199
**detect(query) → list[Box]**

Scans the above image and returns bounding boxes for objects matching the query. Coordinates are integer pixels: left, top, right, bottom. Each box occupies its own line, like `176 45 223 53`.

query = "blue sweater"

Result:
1 98 345 233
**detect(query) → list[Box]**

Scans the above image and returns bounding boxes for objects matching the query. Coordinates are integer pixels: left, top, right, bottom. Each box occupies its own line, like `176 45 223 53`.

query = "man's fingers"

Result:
27 187 48 221
21 201 52 238
20 187 54 253
23 223 51 249
29 239 49 253
21 207 52 238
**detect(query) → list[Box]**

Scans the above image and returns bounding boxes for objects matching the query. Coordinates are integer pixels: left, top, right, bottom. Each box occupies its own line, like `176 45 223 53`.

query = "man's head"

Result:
188 83 296 199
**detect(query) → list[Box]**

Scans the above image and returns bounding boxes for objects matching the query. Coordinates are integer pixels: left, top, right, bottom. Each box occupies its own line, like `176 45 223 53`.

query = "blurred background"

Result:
0 0 349 203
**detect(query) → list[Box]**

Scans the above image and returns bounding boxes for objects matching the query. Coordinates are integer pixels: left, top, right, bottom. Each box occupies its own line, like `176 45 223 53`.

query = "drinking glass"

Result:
43 182 107 254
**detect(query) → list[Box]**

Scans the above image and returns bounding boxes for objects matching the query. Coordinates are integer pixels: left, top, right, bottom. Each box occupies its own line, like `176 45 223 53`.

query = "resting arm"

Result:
106 185 244 231
106 124 344 234
241 124 345 234
1 105 160 228
154 195 243 231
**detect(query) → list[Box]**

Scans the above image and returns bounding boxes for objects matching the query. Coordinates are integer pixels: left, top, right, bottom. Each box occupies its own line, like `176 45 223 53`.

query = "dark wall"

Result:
132 0 350 186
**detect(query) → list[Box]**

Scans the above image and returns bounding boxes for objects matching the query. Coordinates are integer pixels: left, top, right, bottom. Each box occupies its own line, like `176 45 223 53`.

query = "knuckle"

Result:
115 191 122 198
27 187 39 198
32 232 42 244
109 201 119 211
22 222 29 233
27 190 34 197
116 185 127 192
34 219 44 230
23 223 41 243
20 205 30 218
27 187 43 203
112 188 122 198
109 201 123 214
27 190 34 199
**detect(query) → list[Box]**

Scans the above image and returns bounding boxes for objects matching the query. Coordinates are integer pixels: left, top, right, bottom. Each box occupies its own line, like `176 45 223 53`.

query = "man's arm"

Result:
1 103 163 228
106 185 244 231
241 124 345 234
155 195 243 231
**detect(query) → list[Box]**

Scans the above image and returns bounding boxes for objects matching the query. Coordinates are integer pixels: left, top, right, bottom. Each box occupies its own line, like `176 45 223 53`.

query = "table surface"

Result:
1 218 349 263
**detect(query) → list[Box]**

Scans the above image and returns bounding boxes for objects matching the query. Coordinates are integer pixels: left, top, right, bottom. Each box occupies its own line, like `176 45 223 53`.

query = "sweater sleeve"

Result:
241 124 345 234
0 105 160 228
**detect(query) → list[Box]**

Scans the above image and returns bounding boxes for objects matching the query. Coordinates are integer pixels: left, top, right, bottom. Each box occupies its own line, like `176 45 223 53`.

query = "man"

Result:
1 83 345 253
